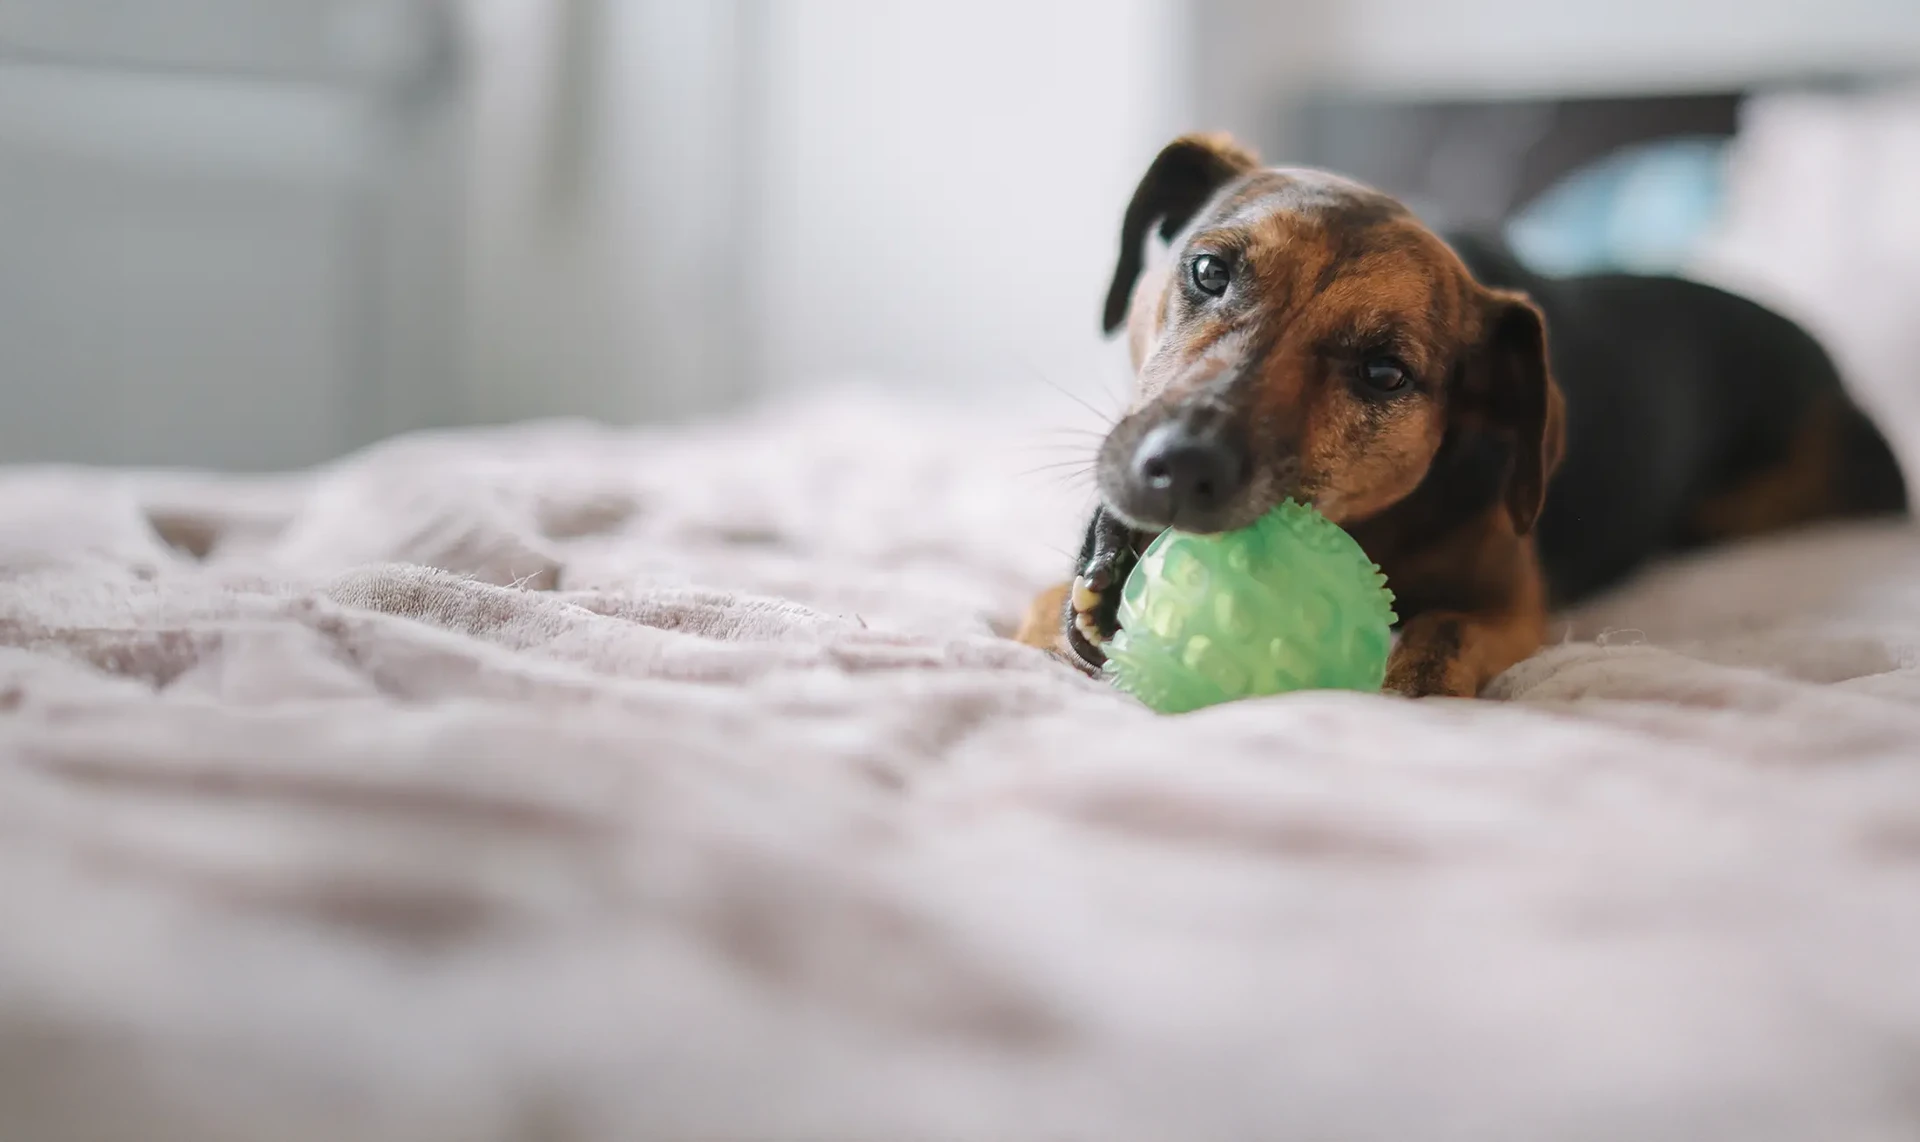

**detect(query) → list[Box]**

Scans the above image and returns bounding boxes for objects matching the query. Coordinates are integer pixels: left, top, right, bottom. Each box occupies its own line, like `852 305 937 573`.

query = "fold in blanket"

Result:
3 396 1920 1142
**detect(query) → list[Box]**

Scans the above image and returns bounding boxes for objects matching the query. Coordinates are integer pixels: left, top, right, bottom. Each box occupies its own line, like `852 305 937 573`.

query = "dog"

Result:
1016 133 1908 698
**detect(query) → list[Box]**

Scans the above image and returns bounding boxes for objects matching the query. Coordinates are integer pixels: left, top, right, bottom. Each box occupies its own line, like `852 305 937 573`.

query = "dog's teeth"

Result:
1074 613 1107 646
1070 576 1102 614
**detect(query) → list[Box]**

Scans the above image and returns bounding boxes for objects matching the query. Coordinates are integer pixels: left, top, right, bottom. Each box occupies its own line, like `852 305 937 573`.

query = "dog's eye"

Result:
1360 357 1411 394
1190 254 1232 297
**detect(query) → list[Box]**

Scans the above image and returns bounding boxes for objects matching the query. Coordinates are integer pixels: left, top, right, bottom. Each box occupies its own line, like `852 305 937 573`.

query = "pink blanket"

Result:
3 390 1920 1141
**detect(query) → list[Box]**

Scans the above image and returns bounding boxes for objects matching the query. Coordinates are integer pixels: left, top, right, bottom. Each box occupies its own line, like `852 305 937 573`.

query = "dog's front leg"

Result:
1384 580 1547 699
1374 515 1552 698
1384 611 1533 697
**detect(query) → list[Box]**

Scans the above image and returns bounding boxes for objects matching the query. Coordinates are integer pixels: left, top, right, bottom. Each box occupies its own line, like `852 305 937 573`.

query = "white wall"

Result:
459 0 1191 425
751 0 1190 403
461 0 754 426
1207 0 1920 104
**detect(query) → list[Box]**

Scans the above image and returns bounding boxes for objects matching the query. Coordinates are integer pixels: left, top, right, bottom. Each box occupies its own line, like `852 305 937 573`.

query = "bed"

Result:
3 376 1920 1142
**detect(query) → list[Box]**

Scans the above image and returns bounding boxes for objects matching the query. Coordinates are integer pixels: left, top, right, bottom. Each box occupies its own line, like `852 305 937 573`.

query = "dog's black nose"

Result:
1128 424 1248 531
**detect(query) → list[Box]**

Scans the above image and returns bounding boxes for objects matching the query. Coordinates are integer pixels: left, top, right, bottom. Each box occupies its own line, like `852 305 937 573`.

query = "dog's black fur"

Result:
1446 232 1908 605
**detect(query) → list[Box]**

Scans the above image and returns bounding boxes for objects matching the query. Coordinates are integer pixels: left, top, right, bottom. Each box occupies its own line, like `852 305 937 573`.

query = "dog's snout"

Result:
1124 423 1249 532
1134 429 1242 515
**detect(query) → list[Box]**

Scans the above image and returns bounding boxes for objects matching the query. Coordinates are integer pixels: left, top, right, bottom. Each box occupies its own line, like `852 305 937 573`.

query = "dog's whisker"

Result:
1015 458 1097 477
1015 468 1099 494
1006 356 1120 429
998 429 1105 447
996 430 1104 469
1026 474 1097 493
1040 381 1115 427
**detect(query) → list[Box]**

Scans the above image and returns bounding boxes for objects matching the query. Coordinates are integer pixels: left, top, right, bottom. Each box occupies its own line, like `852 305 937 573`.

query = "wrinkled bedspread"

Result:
4 390 1920 1142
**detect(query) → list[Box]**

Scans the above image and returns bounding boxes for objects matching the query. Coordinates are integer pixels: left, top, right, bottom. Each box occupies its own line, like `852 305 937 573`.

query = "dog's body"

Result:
1018 134 1908 697
1451 232 1908 606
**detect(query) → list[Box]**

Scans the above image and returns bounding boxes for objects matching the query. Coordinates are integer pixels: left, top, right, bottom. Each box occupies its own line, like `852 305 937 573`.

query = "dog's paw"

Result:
1383 649 1476 699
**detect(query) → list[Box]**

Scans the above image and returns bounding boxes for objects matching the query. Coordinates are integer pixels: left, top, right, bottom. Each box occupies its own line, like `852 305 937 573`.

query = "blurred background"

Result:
2 0 1918 469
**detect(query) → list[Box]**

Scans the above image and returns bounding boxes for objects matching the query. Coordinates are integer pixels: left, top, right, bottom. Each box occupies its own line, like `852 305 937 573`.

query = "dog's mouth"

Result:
1062 513 1159 673
1064 467 1310 673
1064 436 1311 674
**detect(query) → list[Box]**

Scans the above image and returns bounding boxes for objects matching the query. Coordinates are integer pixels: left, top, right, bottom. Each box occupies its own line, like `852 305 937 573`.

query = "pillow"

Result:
1504 137 1729 277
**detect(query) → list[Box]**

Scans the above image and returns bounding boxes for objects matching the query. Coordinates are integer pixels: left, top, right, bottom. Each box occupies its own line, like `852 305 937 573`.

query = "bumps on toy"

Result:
1103 500 1397 714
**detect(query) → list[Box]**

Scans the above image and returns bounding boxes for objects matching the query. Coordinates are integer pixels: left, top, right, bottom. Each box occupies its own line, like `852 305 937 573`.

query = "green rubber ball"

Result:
1103 500 1397 714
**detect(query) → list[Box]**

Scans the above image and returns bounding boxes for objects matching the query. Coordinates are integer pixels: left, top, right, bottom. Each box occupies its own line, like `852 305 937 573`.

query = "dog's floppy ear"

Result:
1103 133 1260 335
1471 289 1567 535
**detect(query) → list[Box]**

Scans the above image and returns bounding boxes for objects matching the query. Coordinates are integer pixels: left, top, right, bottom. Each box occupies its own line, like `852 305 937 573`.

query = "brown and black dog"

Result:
1017 133 1908 697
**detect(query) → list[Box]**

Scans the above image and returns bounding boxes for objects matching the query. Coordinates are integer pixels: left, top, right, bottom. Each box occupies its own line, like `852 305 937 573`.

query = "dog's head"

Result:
1096 133 1565 538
